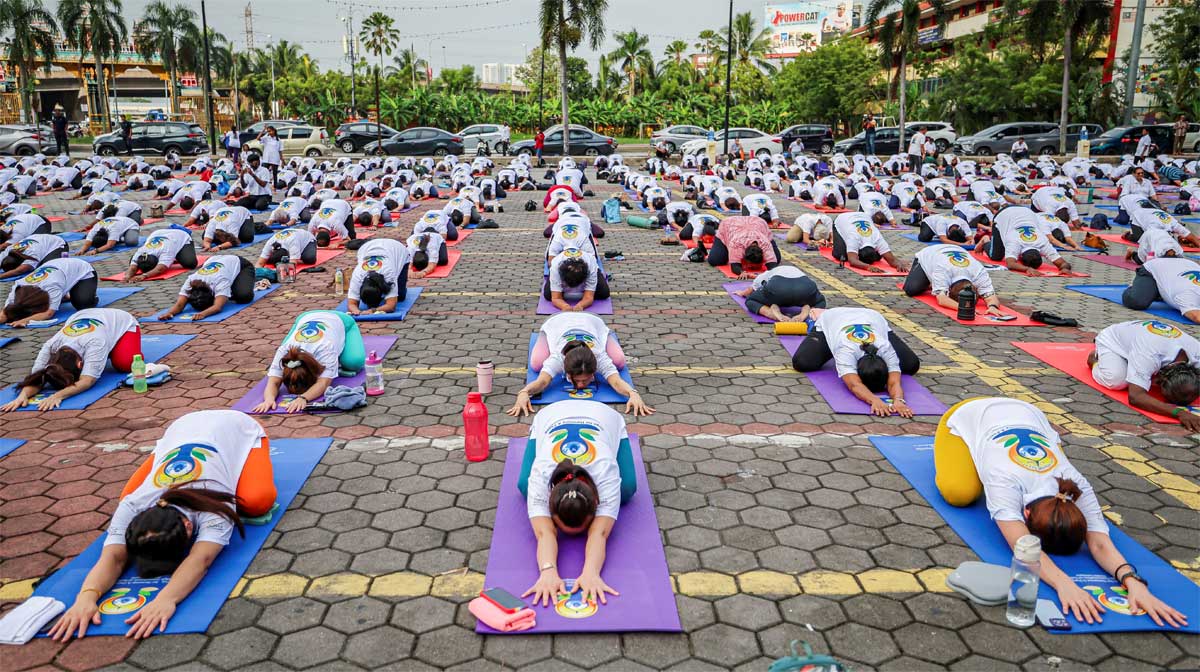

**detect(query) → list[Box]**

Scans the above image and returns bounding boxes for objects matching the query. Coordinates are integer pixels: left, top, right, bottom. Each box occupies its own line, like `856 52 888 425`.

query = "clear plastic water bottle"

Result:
364 350 385 396
1080 126 1088 142
277 252 293 283
131 355 148 394
334 267 345 295
1006 534 1042 627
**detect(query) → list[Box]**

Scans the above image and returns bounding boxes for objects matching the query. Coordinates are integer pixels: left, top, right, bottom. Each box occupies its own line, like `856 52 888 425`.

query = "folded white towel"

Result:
0 596 65 645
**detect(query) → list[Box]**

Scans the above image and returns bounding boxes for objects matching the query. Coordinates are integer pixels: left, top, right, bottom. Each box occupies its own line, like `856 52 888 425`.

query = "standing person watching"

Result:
223 126 241 165
258 126 283 186
534 127 546 166
52 108 70 157
863 114 877 156
1174 115 1190 155
908 126 927 172
120 116 134 156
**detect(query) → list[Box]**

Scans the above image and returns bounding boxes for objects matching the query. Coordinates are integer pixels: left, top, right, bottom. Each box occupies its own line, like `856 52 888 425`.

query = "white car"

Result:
680 127 781 158
457 123 511 154
906 121 957 153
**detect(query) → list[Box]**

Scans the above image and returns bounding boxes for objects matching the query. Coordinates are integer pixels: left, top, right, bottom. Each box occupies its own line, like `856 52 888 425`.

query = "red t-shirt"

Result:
535 133 545 149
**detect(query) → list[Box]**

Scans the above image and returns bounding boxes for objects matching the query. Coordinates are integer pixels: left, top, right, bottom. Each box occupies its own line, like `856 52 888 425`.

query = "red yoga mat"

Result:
801 203 850 214
898 285 1047 327
1096 232 1200 253
423 248 462 278
969 249 1090 277
1079 253 1139 271
329 229 376 249
45 216 66 223
818 247 907 276
164 208 189 215
1012 341 1181 424
446 229 474 247
101 256 211 282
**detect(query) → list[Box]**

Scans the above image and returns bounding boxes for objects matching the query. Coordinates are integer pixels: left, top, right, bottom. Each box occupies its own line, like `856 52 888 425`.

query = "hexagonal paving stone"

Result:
690 623 762 666
391 596 457 634
413 625 484 668
201 627 278 668
325 596 392 634
259 597 329 635
827 622 899 666
343 626 417 668
273 626 346 668
714 593 783 631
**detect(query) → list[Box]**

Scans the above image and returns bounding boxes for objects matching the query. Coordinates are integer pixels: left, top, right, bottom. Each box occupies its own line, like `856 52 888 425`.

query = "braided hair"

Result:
1157 361 1200 406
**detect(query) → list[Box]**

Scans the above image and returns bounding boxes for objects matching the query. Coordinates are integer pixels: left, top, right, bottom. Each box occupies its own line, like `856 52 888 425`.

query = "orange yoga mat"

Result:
423 248 462 278
1012 341 1183 424
898 285 1047 327
446 229 474 247
1096 232 1200 253
818 247 907 276
970 249 1090 277
261 247 344 271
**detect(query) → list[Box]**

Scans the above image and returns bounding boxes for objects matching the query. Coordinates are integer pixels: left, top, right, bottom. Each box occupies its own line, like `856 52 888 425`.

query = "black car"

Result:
93 121 209 156
363 127 464 156
238 119 303 147
778 124 835 154
509 125 616 157
832 126 903 155
1091 124 1176 156
334 121 399 153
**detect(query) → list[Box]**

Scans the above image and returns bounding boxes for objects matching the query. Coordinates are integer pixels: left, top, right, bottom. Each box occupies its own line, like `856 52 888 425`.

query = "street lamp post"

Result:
721 0 733 157
200 0 217 151
342 16 357 116
265 34 276 118
538 43 545 129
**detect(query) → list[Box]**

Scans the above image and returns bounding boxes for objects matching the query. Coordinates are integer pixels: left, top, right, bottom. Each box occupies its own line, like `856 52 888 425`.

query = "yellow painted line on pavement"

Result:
779 246 1200 511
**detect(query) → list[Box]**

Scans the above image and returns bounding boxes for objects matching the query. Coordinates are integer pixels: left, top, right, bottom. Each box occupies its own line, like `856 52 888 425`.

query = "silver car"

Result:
651 124 711 154
0 124 57 156
457 124 511 154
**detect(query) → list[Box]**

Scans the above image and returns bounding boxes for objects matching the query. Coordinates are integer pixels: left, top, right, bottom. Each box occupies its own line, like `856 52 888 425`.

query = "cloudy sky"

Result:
120 0 774 74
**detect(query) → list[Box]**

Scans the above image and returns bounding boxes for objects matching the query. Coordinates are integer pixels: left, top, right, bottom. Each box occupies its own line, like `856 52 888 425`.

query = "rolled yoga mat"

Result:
625 215 655 229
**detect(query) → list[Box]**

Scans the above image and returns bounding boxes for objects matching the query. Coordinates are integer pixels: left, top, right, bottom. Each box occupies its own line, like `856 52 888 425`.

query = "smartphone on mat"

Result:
480 587 526 613
1035 599 1071 630
987 315 1017 322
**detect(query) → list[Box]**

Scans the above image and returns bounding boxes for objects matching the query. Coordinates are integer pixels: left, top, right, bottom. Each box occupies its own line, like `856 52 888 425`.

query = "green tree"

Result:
359 11 398 148
864 0 948 149
387 48 429 89
435 65 478 94
58 0 128 129
1148 1 1199 118
1004 0 1112 153
539 0 607 154
594 53 621 101
714 12 776 74
777 38 881 135
133 1 201 115
0 0 57 123
609 29 653 98
662 39 689 67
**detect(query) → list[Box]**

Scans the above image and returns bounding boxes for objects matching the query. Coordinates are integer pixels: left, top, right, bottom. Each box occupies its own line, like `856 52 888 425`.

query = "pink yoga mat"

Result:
779 335 947 415
1079 253 1139 271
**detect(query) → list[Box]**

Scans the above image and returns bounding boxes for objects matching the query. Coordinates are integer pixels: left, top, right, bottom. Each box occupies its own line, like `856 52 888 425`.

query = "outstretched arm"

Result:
124 541 223 639
48 544 128 641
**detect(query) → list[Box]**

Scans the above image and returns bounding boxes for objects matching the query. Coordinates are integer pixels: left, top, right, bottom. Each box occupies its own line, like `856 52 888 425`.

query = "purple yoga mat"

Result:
231 335 398 414
722 281 805 324
535 282 614 315
476 436 681 635
779 335 947 415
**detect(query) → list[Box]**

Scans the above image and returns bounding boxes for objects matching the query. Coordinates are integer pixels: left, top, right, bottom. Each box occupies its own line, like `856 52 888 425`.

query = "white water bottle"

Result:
1006 535 1041 627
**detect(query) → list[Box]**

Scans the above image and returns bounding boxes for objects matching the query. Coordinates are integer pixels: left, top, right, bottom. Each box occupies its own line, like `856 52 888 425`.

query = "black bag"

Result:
1174 203 1192 216
524 200 537 211
1089 213 1110 230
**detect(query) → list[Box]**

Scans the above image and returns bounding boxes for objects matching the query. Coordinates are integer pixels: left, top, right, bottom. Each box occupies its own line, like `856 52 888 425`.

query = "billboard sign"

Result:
764 1 853 58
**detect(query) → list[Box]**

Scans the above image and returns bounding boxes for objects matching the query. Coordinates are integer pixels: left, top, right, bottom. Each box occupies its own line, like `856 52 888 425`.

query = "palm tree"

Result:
387 48 429 88
1005 0 1112 154
58 0 128 130
864 0 948 149
0 0 57 123
539 0 608 155
595 53 621 101
133 1 201 115
662 40 689 67
609 30 652 99
714 13 776 74
359 12 398 149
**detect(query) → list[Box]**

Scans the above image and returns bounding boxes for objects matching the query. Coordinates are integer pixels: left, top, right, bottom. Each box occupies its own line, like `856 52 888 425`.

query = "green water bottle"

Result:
131 355 148 393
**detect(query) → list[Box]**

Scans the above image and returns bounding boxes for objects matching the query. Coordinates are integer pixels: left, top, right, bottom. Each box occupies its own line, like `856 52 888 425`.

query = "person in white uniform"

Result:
255 227 317 268
157 255 256 321
254 310 365 413
831 212 910 273
545 248 609 311
0 233 69 278
0 257 98 326
730 264 826 322
1089 319 1200 430
75 216 140 256
1123 257 1200 323
345 238 411 314
124 228 198 281
903 243 1005 316
979 206 1073 276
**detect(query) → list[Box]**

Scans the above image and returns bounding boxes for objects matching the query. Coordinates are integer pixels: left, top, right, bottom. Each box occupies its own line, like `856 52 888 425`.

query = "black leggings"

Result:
1122 266 1163 310
542 273 611 301
299 240 317 265
236 218 256 245
176 242 199 269
745 276 826 315
67 273 100 310
832 229 850 261
790 328 921 375
32 217 52 235
1125 223 1144 243
394 264 410 302
446 218 459 241
902 260 933 296
986 232 1006 262
917 222 936 243
707 237 782 270
231 257 256 303
235 194 271 212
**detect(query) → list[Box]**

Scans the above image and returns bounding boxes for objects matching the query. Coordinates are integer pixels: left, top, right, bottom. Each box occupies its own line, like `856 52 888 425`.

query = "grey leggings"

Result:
1122 266 1163 310
745 276 826 315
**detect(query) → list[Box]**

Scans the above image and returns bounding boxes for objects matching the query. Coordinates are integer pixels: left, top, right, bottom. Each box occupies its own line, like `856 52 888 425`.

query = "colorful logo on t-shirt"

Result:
213 209 231 222
1016 226 1038 243
144 235 167 250
1051 193 1069 203
555 580 597 618
275 229 295 240
294 319 328 343
566 387 595 399
361 255 385 272
98 587 159 615
421 212 441 225
840 324 875 345
562 329 597 349
993 428 1057 473
62 316 102 337
1151 210 1171 224
9 237 33 254
941 248 972 268
22 266 55 284
319 206 336 219
548 421 600 465
1142 320 1182 338
197 260 224 275
152 443 216 487
561 223 581 240
1081 585 1145 616
853 219 873 236
561 248 584 260
1180 270 1200 286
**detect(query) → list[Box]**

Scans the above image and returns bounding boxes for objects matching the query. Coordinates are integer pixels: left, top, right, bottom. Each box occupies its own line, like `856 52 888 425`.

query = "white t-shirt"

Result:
1132 208 1188 237
555 168 585 196
1136 228 1183 263
993 207 1060 263
348 238 410 302
1144 257 1200 314
203 207 251 241
793 213 831 236
1135 134 1152 156
271 196 308 222
1031 187 1074 215
539 312 618 381
858 191 894 223
86 216 139 243
1033 212 1071 241
267 310 347 380
833 212 891 256
414 210 449 236
33 307 138 379
172 180 211 206
258 228 316 261
945 398 1109 533
915 244 994 297
308 200 353 237
954 201 993 225
526 400 626 520
1117 175 1155 199
969 181 1003 205
135 228 193 268
406 232 445 265
1095 319 1200 390
241 166 273 196
924 214 973 239
2 213 45 242
742 194 777 221
814 307 900 378
104 200 142 220
0 234 62 267
548 249 599 298
908 131 927 156
179 255 242 299
104 410 266 548
751 264 805 290
5 257 94 313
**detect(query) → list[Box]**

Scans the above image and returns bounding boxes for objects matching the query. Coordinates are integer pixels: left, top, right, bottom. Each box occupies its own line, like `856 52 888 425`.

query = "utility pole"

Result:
201 0 217 151
342 14 357 116
721 0 733 156
410 42 417 89
244 3 255 50
1122 0 1147 125
538 44 545 129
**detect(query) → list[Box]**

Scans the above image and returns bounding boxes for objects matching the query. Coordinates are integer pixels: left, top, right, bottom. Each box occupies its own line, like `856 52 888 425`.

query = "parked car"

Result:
363 127 464 156
244 125 331 157
93 121 209 156
334 121 399 153
651 125 710 154
952 122 1102 156
905 121 957 152
509 125 616 157
680 127 780 158
777 124 835 154
0 125 56 155
833 126 904 155
1090 124 1176 156
457 124 511 154
238 119 303 147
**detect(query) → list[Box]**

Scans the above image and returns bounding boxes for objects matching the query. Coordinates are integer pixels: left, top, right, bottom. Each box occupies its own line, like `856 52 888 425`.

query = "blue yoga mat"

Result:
0 334 194 411
145 285 279 323
523 333 633 404
900 233 976 251
32 437 333 636
1067 284 1190 324
1091 204 1120 210
0 438 26 459
869 435 1200 635
57 232 86 242
0 336 16 348
335 286 423 321
1 287 144 329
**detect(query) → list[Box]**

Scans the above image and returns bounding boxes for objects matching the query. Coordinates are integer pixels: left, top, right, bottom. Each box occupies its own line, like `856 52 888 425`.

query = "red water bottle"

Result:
463 392 490 462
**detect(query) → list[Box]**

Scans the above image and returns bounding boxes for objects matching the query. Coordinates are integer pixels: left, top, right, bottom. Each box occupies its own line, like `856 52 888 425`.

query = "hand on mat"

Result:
523 571 566 608
1060 583 1105 624
891 399 914 419
1025 268 1043 277
733 287 753 298
124 596 176 639
575 570 619 605
736 271 758 281
284 396 308 413
865 265 885 274
0 394 29 412
157 312 177 322
35 392 65 412
251 399 278 414
507 390 534 417
410 269 429 280
870 398 893 417
1126 581 1188 628
625 391 655 417
48 598 101 641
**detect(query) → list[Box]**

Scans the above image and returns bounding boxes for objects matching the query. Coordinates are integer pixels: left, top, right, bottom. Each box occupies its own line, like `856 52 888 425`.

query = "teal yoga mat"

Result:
870 435 1200 634
32 437 333 635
